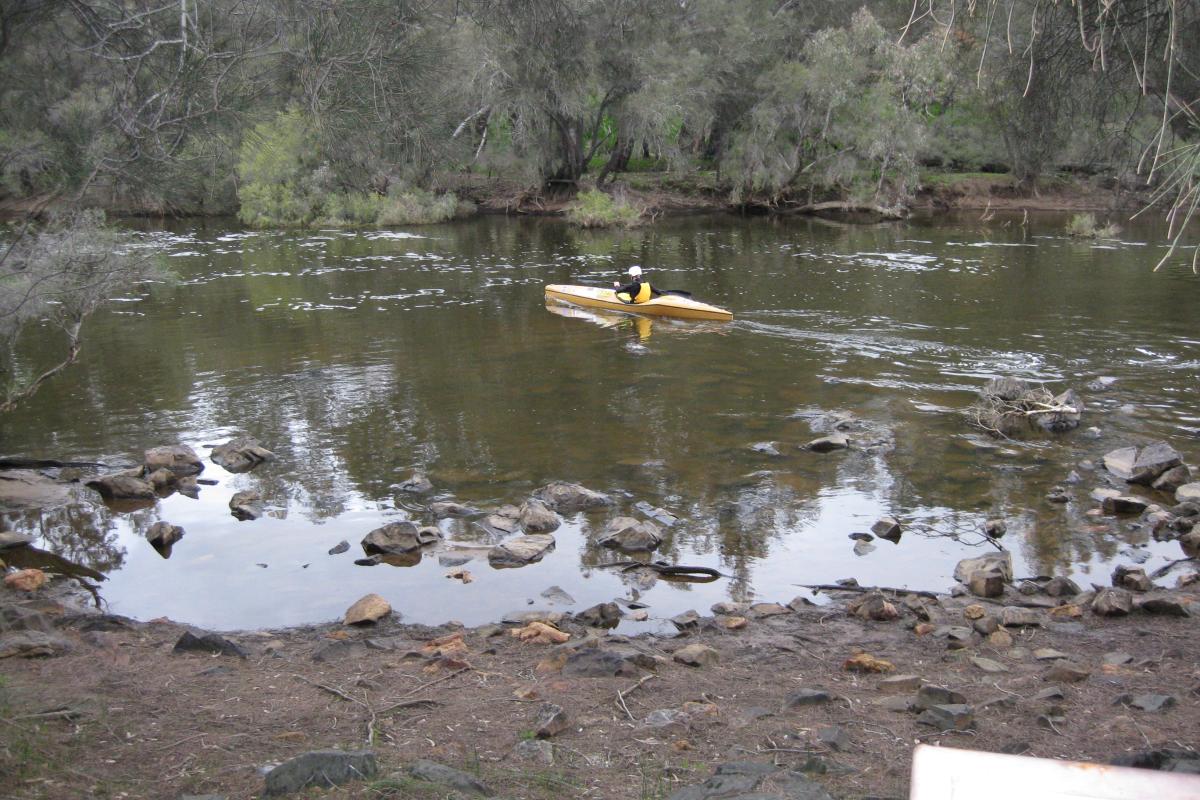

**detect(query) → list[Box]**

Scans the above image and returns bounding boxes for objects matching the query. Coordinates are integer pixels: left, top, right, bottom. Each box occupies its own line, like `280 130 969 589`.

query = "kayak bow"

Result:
544 284 732 322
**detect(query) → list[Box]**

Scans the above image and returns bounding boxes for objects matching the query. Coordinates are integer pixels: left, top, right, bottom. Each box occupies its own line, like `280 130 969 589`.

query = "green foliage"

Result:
1066 213 1120 239
565 189 644 228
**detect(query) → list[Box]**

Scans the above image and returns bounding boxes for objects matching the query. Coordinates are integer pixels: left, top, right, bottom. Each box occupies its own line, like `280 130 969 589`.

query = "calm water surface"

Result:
2 213 1198 630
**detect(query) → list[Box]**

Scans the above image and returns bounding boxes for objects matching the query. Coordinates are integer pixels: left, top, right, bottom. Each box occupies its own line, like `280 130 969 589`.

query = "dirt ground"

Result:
2 580 1198 800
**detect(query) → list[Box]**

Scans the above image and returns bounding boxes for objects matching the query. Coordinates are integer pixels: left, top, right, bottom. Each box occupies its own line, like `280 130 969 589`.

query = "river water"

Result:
2 212 1198 631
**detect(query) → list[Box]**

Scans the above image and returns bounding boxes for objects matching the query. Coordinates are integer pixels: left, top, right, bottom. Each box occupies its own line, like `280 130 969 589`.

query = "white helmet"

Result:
627 266 643 278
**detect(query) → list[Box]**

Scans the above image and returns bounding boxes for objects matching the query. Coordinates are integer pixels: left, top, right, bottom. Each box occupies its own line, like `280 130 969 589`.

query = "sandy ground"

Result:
2 578 1198 800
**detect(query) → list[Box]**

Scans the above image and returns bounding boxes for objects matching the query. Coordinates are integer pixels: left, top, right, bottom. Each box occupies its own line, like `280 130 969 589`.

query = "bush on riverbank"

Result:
565 189 644 228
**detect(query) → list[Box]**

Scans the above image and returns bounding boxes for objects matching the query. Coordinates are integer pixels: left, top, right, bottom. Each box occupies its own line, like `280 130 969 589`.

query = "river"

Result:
2 212 1197 631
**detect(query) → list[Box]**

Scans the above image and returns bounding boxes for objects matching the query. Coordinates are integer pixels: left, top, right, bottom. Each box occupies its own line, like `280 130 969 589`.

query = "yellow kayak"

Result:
544 284 733 322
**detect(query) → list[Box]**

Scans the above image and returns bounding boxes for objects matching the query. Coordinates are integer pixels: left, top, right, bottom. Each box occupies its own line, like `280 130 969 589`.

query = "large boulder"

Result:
143 445 204 476
210 436 276 473
517 499 561 533
534 482 611 512
1154 465 1193 493
488 534 555 567
598 516 663 552
1104 442 1184 485
344 594 392 625
361 521 436 555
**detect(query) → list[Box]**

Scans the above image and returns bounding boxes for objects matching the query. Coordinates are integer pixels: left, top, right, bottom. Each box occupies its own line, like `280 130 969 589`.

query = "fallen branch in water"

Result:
1151 557 1198 579
795 583 942 599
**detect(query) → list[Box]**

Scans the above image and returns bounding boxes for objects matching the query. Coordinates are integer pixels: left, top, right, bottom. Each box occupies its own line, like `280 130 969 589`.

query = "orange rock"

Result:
963 604 986 620
512 621 570 644
344 593 391 625
422 631 468 657
445 568 474 584
843 652 895 673
672 739 692 752
913 623 936 636
513 686 540 701
722 616 748 630
1049 604 1083 619
273 731 307 742
4 568 46 592
535 654 568 673
326 630 350 640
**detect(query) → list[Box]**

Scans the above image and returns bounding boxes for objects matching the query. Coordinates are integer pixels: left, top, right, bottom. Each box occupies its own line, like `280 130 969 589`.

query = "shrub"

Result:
377 187 464 226
1066 213 1120 238
565 189 644 228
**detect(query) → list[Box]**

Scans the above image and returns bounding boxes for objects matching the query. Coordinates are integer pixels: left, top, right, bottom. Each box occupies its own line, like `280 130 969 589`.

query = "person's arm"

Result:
613 279 641 296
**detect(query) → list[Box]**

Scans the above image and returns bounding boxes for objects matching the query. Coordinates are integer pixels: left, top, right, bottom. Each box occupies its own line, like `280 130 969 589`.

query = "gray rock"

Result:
1034 686 1066 702
782 689 833 709
871 516 902 542
406 759 493 796
1044 576 1081 597
671 609 700 630
0 605 54 634
968 570 1005 598
1115 694 1177 712
173 630 248 659
751 441 782 456
807 434 849 453
229 490 263 521
916 685 966 709
598 516 663 552
575 602 622 628
211 437 275 473
1136 594 1193 617
853 540 876 557
983 519 1007 538
954 551 1012 583
86 473 156 501
146 521 184 554
0 630 72 659
1129 442 1184 485
1154 465 1193 493
144 444 204 476
973 616 999 636
328 540 350 555
1102 495 1150 515
1092 587 1134 616
817 725 849 751
429 501 474 518
562 648 640 678
1036 388 1084 433
970 656 1008 673
512 739 554 765
1112 565 1154 592
535 702 569 738
666 762 834 800
673 643 719 667
263 749 377 796
917 704 974 730
1176 483 1200 503
396 472 433 493
362 521 434 555
534 481 611 511
1103 651 1134 665
517 499 560 533
633 501 679 526
1000 607 1043 627
1044 661 1090 683
540 585 576 605
488 534 556 567
878 674 922 693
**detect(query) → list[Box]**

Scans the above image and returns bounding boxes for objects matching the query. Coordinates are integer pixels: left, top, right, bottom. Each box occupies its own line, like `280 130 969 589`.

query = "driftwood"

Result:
1151 557 1198 579
795 583 942 599
784 200 907 219
967 378 1083 438
0 458 112 469
596 561 725 581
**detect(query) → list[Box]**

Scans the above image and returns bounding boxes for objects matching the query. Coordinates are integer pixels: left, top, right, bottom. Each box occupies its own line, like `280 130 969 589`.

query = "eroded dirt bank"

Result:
2 578 1197 800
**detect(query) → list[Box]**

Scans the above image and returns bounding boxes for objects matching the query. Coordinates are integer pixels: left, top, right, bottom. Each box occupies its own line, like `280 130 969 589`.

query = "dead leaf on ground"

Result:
512 621 570 644
843 652 895 673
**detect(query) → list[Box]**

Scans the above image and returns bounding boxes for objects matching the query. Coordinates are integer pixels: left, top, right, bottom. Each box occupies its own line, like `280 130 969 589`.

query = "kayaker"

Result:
613 265 654 304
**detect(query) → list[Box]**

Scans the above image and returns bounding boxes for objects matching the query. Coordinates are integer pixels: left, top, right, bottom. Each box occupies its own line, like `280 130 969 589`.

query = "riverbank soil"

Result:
2 582 1198 799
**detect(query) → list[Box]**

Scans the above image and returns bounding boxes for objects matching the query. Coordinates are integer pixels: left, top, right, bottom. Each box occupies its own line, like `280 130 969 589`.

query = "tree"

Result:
0 211 164 412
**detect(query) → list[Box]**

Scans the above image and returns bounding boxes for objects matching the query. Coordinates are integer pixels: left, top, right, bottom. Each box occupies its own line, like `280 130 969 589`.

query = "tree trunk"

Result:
596 137 633 184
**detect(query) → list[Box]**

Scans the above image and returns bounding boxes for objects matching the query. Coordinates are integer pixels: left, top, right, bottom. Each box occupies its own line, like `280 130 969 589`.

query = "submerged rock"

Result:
517 499 560 533
598 516 663 552
534 481 611 511
488 534 555 567
396 472 433 493
86 473 156 501
361 521 436 555
143 444 204 476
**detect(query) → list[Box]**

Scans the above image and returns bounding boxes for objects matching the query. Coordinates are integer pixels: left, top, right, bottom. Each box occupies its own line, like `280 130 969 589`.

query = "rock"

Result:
970 656 1008 673
749 602 791 618
848 532 874 542
396 472 433 493
0 470 71 507
987 629 1013 647
1092 587 1134 616
1000 607 1042 627
146 467 178 493
807 434 849 453
1110 749 1200 773
328 540 349 555
598 516 663 552
973 616 999 635
1181 530 1200 558
1034 648 1071 661
1103 651 1134 666
817 725 849 751
843 653 894 673
210 436 275 473
954 551 1012 583
540 586 576 605
1043 576 1081 597
1034 686 1066 702
1102 495 1150 515
144 444 204 476
871 516 902 542
1177 483 1200 504
1128 442 1184 485
0 631 72 658
534 703 569 738
917 704 974 731
982 377 1028 401
344 594 391 625
666 762 835 800
0 605 54 633
488 534 556 567
362 521 436 555
633 501 679 526
674 644 719 667
263 749 378 796
429 501 474 518
782 689 833 709
229 489 263 520
671 609 700 630
1115 694 1177 712
534 481 611 511
512 739 554 765
146 522 184 555
86 473 156 501
1154 465 1192 493
575 602 622 628
1044 662 1090 683
172 630 248 658
878 674 922 693
484 513 519 534
517 499 560 533
852 540 875 556
983 519 1007 538
4 568 47 591
847 592 899 621
968 570 1005 598
561 648 639 678
1036 389 1084 432
1112 565 1154 592
1136 593 1193 617
916 685 966 709
751 441 781 456
1046 486 1070 504
0 531 34 550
